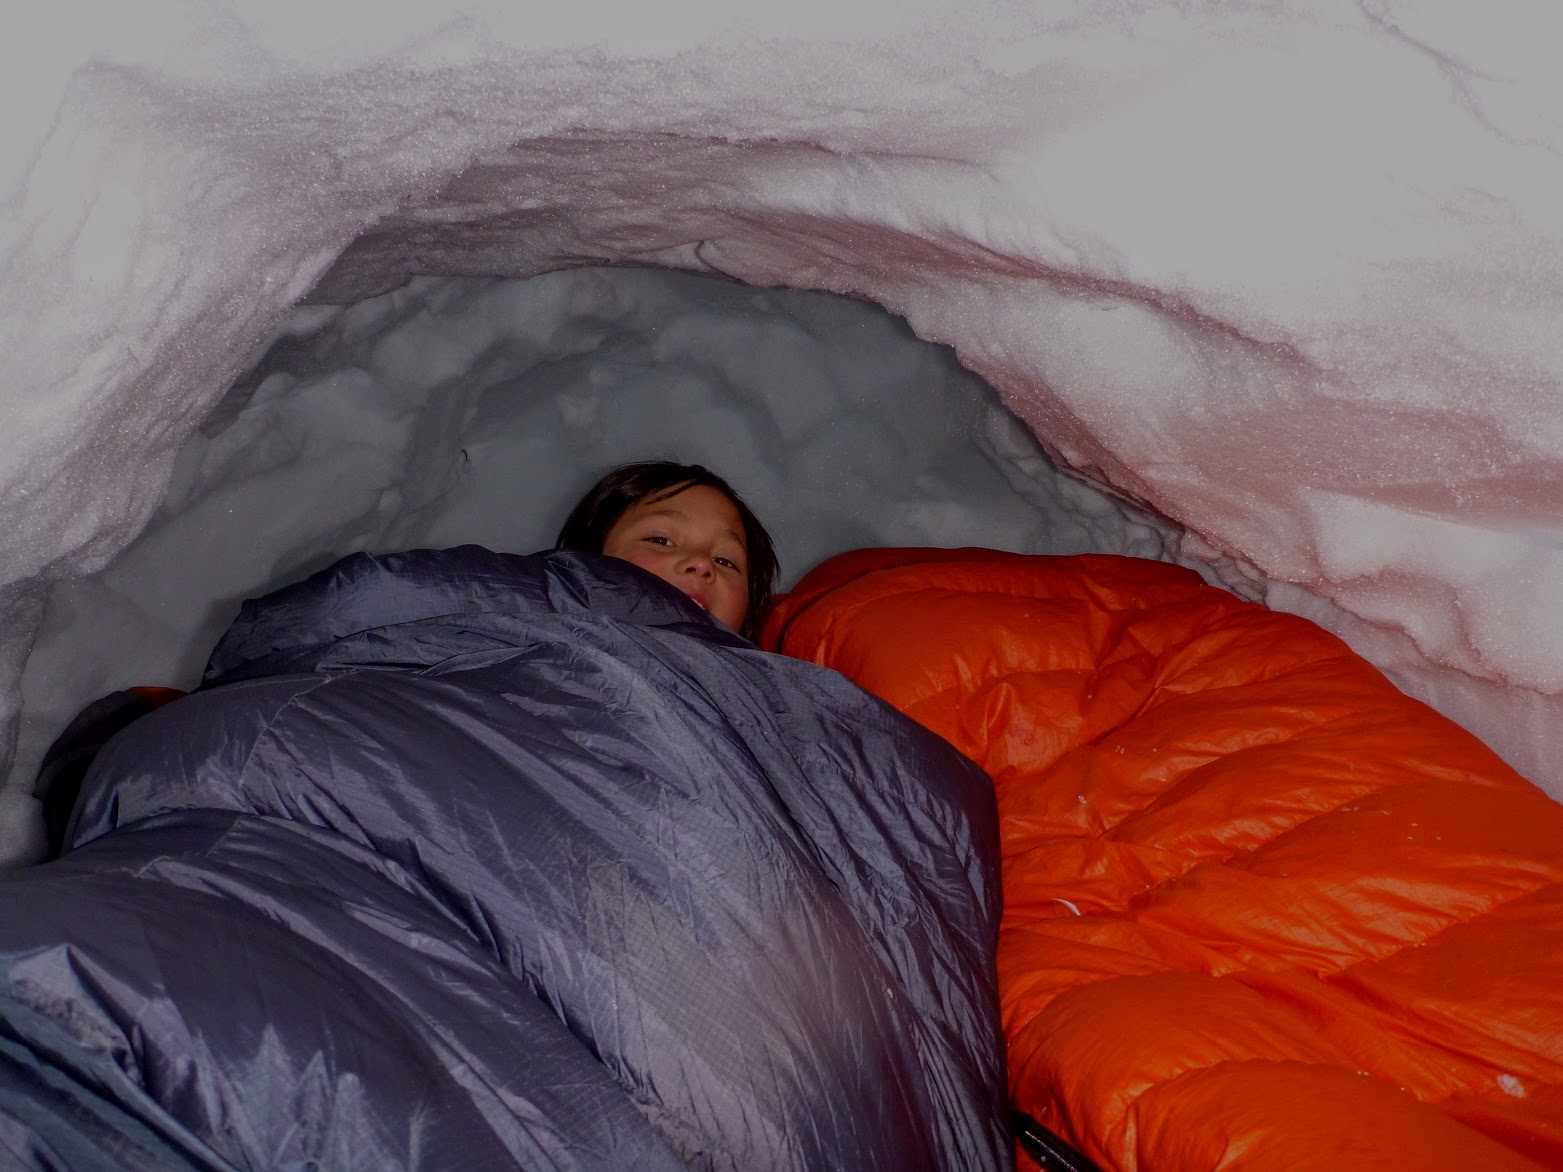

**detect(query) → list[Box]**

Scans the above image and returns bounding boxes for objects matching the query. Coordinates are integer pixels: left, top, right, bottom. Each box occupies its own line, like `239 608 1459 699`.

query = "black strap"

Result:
1013 1109 1102 1172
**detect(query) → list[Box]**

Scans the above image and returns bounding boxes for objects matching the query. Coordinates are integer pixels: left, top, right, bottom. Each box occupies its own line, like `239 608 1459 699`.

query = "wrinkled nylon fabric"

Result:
0 547 1009 1171
763 547 1563 1172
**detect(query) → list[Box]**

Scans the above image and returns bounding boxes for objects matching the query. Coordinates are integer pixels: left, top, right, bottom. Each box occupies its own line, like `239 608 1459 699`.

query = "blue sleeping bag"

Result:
0 547 1009 1170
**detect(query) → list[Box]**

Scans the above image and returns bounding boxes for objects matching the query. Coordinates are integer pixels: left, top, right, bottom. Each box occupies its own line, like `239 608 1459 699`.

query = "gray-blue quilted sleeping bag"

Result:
0 546 1008 1171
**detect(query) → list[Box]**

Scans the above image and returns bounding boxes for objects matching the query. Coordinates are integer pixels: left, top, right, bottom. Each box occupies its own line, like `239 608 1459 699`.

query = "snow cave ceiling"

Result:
5 3 1563 861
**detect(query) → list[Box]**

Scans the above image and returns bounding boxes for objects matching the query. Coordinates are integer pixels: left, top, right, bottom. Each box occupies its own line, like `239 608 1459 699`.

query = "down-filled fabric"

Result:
763 547 1563 1172
0 546 1009 1171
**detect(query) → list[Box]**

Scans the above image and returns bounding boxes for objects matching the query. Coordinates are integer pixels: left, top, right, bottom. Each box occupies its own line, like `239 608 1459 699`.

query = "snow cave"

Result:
2 5 1562 1170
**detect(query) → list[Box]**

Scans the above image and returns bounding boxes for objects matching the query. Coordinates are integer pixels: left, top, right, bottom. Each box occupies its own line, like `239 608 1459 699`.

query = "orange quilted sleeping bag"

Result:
763 548 1563 1172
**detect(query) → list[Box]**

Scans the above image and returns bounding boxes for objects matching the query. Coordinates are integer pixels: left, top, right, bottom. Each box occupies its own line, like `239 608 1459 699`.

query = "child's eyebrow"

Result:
638 508 746 548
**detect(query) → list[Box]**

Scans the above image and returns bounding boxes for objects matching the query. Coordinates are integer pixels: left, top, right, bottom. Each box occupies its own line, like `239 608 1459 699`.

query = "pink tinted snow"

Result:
2 4 1562 859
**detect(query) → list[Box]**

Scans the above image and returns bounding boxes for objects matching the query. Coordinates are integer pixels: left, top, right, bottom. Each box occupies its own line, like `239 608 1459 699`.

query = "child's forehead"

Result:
641 484 736 514
643 480 704 505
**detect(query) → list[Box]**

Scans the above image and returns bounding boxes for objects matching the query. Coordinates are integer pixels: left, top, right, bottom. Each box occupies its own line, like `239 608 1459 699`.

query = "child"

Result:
556 461 778 640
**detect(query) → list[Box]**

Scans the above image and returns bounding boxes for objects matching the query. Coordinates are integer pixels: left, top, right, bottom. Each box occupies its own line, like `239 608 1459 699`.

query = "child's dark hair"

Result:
556 461 778 638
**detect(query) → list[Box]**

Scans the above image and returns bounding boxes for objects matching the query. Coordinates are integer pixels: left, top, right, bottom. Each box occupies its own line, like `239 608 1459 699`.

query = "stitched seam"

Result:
228 674 344 791
1327 876 1563 982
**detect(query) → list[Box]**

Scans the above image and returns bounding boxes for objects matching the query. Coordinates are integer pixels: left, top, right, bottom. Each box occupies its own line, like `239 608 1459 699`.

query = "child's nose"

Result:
680 554 714 577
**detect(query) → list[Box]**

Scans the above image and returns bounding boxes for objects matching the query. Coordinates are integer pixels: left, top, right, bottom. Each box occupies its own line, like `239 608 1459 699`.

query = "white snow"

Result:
5 2 1563 861
14 268 1169 837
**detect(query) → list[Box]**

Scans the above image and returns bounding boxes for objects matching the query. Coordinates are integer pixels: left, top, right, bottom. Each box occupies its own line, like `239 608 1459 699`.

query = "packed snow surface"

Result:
5 2 1563 858
14 267 1171 851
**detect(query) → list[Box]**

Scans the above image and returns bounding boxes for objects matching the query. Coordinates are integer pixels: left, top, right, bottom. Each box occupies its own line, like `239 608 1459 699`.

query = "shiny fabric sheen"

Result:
764 547 1563 1172
0 547 1008 1171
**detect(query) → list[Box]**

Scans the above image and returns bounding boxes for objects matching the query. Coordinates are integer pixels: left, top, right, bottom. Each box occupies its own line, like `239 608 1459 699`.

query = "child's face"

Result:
601 484 750 631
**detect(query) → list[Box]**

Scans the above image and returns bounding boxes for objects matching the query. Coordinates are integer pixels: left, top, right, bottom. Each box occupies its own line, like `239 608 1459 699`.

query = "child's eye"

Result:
715 557 741 571
644 535 671 546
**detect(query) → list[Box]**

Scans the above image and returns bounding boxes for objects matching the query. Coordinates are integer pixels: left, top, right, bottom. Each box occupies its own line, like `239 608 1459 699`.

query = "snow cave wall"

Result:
4 3 1563 862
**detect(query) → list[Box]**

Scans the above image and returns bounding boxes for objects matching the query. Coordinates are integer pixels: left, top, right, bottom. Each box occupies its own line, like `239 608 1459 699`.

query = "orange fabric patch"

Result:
765 549 1559 1171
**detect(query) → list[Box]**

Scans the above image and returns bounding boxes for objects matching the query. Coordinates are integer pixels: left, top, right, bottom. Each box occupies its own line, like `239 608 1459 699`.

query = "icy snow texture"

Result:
5 2 1563 858
13 268 1170 851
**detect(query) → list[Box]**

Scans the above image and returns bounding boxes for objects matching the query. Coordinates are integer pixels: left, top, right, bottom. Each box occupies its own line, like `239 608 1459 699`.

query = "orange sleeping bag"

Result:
763 548 1563 1172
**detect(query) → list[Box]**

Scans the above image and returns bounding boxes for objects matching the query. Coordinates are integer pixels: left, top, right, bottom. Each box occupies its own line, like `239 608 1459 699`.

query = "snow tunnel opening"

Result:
9 262 1184 861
